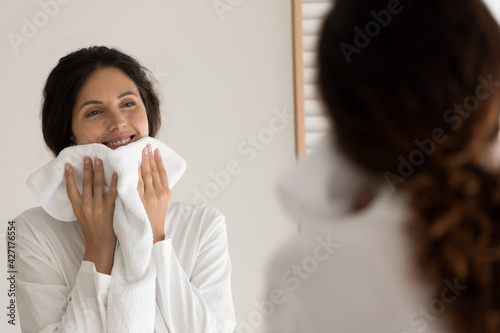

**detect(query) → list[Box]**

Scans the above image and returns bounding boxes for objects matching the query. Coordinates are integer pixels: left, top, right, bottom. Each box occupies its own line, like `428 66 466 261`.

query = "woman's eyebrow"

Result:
117 91 137 99
79 100 102 110
79 91 138 110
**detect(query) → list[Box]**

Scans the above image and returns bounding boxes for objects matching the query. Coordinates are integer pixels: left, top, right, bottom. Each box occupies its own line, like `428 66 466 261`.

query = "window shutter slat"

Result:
297 0 334 155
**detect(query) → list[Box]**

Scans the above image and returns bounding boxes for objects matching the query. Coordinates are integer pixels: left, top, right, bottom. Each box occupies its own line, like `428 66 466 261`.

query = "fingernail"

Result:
65 163 70 171
95 158 101 166
84 157 91 165
113 173 117 180
148 144 152 154
155 148 161 157
144 147 148 155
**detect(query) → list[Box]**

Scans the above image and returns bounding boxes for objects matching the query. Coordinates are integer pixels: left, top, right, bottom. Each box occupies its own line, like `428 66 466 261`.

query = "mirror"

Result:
0 0 297 332
4 0 500 332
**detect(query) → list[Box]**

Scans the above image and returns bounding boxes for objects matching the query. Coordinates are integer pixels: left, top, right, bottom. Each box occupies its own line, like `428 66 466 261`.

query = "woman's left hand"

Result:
138 144 171 243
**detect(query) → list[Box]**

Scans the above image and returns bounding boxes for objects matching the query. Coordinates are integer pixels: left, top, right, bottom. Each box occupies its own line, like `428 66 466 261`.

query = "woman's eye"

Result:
123 102 136 108
86 110 101 117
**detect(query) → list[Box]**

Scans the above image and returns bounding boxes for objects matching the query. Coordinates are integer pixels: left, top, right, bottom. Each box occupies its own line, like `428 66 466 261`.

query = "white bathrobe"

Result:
14 201 236 333
263 135 451 333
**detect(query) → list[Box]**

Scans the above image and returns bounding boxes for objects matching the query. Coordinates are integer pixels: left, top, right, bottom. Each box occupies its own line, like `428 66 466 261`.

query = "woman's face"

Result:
71 67 149 149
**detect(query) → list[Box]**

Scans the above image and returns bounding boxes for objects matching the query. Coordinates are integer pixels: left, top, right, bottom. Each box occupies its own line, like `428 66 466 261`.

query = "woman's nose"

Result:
106 110 127 131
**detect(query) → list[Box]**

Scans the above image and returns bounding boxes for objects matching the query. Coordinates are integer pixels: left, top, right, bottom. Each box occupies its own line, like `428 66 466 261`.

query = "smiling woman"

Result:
12 46 236 333
41 47 161 156
71 68 149 149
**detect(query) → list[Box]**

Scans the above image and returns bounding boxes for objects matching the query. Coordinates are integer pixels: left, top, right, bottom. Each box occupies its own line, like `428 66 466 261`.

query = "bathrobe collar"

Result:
276 133 401 225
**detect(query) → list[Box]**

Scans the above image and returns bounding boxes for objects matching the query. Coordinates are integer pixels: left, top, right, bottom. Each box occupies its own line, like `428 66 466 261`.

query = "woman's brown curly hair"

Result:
318 0 500 331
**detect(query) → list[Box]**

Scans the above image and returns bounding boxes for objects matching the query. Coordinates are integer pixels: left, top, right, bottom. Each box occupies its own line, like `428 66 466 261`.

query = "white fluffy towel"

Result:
26 137 187 333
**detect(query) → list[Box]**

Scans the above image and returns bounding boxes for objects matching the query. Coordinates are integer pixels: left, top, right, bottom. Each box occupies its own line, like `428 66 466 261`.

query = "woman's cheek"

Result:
74 126 103 145
135 110 150 136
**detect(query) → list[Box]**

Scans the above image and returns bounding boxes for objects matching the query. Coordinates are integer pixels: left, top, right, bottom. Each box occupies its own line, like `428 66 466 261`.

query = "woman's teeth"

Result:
108 137 131 146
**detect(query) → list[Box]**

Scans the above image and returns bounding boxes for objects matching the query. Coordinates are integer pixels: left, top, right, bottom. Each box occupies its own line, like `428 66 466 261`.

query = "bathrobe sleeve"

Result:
152 209 236 333
13 217 111 333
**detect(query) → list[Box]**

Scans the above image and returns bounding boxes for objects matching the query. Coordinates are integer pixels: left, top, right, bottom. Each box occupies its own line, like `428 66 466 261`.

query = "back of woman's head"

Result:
318 0 500 331
42 46 160 156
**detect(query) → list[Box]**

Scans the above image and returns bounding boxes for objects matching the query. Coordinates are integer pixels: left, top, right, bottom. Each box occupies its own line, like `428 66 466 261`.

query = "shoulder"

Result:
13 206 78 244
166 202 227 242
14 206 56 234
15 206 50 220
163 202 229 266
168 201 225 227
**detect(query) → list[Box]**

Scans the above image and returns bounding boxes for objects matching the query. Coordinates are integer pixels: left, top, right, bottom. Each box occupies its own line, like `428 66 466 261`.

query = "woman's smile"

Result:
104 134 136 149
70 67 149 147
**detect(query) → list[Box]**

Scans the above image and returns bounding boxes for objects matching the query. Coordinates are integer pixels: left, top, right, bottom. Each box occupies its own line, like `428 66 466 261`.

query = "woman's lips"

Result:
105 135 135 149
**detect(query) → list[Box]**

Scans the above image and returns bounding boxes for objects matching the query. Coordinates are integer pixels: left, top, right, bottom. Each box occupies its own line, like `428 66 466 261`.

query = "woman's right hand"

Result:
64 157 118 275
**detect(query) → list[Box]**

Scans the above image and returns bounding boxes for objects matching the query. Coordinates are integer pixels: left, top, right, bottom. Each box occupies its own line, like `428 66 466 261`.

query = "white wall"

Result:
0 0 297 332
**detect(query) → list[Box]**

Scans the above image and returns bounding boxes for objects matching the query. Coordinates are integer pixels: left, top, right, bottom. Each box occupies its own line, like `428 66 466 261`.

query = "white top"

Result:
263 135 449 333
14 202 236 333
